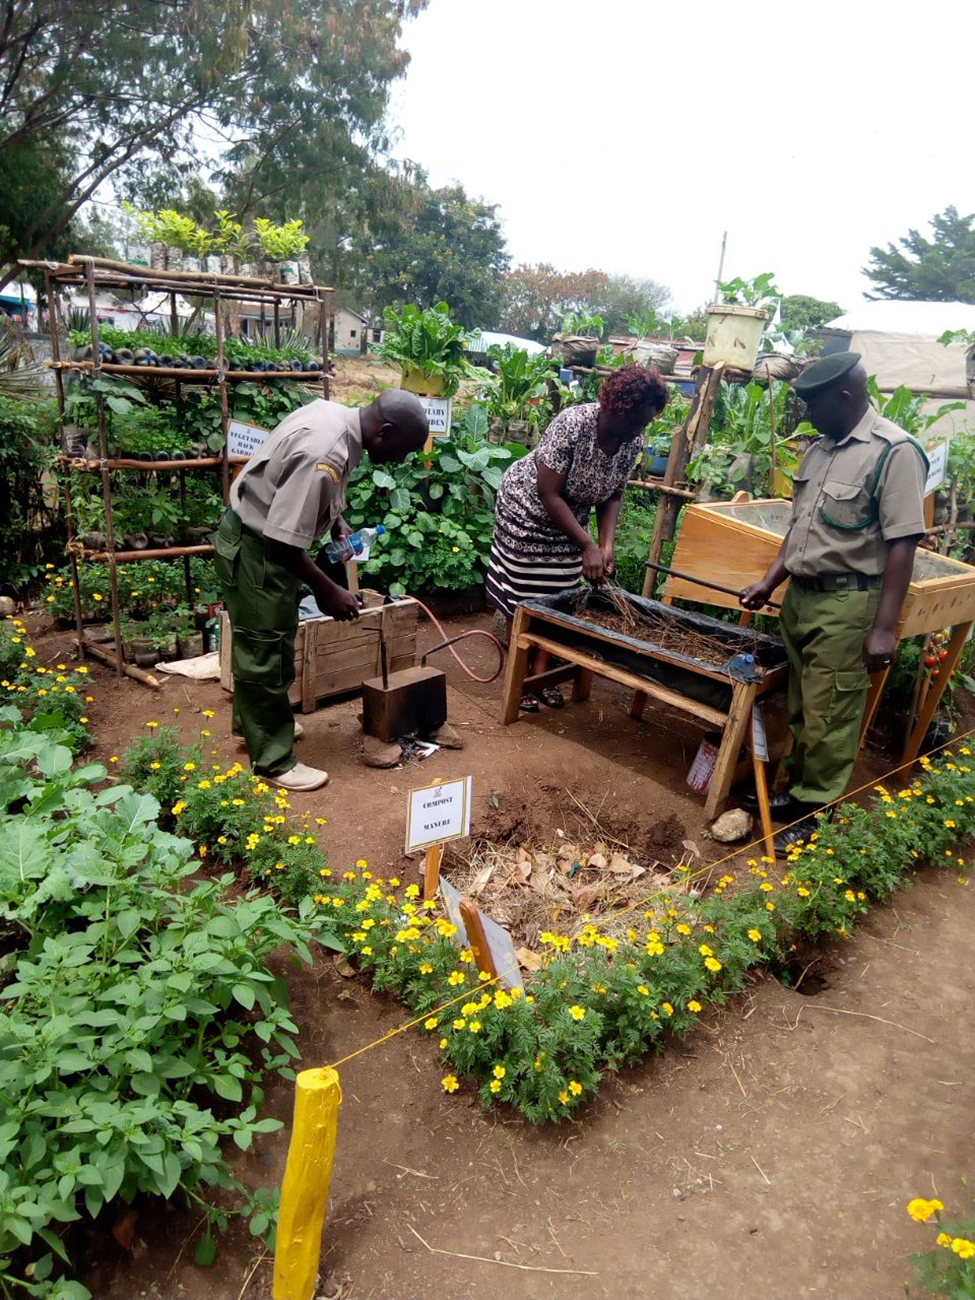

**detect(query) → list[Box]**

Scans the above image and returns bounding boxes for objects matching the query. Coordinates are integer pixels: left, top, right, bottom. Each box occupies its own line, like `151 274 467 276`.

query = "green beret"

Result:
793 351 862 396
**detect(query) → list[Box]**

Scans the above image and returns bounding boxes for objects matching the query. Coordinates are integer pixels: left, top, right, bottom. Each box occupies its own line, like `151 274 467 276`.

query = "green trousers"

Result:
780 582 881 806
214 509 300 777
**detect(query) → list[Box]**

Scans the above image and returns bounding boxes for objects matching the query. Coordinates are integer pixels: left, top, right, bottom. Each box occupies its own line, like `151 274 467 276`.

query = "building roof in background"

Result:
466 330 546 355
824 300 975 337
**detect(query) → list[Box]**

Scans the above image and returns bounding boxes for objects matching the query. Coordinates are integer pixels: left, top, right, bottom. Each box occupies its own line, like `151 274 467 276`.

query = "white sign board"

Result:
925 441 948 495
228 420 272 460
416 395 453 439
405 776 472 853
478 910 525 992
438 877 470 947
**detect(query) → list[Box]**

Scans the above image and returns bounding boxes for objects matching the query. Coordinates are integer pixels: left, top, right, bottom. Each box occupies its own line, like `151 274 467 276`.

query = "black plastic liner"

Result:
524 587 787 713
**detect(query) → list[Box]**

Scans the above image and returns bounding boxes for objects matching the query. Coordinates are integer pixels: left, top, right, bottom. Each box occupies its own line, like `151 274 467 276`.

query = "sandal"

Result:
773 815 819 858
539 687 565 709
520 694 541 712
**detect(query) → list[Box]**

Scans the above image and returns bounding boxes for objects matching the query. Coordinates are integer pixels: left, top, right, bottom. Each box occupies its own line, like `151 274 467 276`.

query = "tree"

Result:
863 207 975 303
346 180 509 329
591 275 672 337
0 0 428 290
780 294 843 332
500 265 610 341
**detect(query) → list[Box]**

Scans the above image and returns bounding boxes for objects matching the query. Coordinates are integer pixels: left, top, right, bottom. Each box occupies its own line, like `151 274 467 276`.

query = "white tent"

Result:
820 300 974 435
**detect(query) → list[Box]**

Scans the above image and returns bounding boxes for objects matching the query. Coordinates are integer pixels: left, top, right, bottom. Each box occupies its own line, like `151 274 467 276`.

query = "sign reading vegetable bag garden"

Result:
405 776 472 853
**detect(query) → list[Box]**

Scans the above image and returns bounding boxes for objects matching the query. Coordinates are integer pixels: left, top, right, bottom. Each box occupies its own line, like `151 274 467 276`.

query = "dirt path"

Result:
19 615 972 1299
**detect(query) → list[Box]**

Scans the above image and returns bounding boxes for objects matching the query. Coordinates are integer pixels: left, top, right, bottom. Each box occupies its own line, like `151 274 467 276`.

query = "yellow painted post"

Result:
272 1067 343 1300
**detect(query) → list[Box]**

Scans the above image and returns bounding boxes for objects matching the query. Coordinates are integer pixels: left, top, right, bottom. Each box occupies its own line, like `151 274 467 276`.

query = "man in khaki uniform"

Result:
740 352 927 851
215 390 428 791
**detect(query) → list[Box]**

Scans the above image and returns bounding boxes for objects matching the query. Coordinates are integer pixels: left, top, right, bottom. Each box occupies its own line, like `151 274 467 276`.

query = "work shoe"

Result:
268 762 329 792
738 790 801 820
236 718 304 751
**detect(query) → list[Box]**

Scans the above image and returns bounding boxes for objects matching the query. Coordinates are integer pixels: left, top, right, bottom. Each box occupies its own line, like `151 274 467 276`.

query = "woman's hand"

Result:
582 541 605 583
600 542 616 577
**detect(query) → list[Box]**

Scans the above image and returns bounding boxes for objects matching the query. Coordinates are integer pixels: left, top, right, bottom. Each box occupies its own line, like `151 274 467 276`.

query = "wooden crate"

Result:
220 590 418 712
665 499 975 638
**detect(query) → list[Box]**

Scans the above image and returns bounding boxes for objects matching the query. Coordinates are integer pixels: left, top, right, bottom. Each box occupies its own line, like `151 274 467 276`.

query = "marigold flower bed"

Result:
117 707 975 1124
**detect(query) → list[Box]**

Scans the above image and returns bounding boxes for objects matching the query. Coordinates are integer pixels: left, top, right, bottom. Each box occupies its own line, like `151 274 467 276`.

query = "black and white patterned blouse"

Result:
493 404 643 564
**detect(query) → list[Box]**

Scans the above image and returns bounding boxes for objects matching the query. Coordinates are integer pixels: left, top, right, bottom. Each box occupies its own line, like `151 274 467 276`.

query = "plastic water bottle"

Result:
321 525 385 564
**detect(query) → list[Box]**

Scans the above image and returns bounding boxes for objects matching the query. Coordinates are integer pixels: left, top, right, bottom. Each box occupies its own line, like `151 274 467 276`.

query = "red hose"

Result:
406 594 507 684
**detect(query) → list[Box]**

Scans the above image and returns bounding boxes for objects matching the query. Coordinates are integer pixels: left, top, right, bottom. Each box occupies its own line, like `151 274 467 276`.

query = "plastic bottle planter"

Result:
703 304 768 373
399 368 445 397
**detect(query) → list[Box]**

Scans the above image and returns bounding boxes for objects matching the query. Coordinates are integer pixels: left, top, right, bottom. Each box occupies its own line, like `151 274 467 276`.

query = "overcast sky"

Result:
389 0 973 314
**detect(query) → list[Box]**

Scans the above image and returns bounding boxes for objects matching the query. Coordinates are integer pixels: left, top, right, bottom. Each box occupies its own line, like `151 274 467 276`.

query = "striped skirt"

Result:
485 534 582 619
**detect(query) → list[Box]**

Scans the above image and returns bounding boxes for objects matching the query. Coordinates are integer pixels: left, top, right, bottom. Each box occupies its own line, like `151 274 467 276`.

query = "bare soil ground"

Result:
18 612 974 1300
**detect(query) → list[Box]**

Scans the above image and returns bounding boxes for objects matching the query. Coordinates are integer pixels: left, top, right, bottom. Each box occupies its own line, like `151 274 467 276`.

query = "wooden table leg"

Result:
705 681 757 818
501 607 532 725
572 666 593 703
901 620 972 763
630 691 648 720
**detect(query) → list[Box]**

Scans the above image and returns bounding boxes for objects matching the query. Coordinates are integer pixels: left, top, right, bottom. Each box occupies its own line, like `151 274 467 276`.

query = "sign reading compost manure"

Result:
228 420 272 459
405 776 471 853
416 395 452 438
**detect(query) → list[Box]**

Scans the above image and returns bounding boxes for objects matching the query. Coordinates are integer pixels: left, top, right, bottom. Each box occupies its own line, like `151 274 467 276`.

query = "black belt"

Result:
792 572 882 593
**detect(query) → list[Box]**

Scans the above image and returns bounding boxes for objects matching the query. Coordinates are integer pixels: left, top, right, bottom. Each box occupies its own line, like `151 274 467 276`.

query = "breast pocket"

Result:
818 479 875 531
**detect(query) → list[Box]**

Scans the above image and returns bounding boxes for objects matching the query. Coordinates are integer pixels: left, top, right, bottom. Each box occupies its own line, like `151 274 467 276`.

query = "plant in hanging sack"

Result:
551 304 604 368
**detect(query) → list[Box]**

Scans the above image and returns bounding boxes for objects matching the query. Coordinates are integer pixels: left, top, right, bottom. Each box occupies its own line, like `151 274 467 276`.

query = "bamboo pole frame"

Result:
37 255 335 686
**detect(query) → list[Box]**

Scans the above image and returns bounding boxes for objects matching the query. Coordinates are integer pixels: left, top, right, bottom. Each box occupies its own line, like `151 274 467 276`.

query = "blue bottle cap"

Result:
375 524 386 536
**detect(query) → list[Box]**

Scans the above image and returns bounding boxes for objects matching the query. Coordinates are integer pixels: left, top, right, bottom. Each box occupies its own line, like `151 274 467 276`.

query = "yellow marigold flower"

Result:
568 1080 583 1096
703 923 717 933
439 1037 448 1049
944 819 956 828
493 990 512 1009
558 1090 569 1105
419 962 433 975
688 1000 703 1012
568 1005 586 1021
356 857 368 868
452 1018 466 1030
704 956 722 973
343 871 356 881
936 1233 952 1248
469 1021 482 1033
492 1064 506 1079
361 946 372 955
797 886 811 898
489 1078 502 1093
906 1198 944 1223
637 985 649 996
747 929 762 943
447 971 465 986
760 882 774 892
461 1002 478 1016
951 1239 975 1260
424 1018 438 1030
698 943 714 957
459 948 474 964
405 883 420 898
441 1074 459 1093
662 1002 674 1016
183 762 196 772
676 923 692 936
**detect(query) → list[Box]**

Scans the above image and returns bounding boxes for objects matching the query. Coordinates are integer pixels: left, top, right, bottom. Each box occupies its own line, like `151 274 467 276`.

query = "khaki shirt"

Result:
230 400 362 549
784 407 927 578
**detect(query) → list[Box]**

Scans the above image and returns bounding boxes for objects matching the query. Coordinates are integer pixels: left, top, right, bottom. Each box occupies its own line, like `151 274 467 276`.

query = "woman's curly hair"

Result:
598 363 669 417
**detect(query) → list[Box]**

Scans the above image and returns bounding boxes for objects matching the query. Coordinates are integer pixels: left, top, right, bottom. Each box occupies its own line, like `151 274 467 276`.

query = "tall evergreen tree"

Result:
863 207 975 303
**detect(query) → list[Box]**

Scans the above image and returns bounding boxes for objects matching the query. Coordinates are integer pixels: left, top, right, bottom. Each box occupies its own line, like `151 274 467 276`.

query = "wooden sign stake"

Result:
459 900 498 980
423 842 444 901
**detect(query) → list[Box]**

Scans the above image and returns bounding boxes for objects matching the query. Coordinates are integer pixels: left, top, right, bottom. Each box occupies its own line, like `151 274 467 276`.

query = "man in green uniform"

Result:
740 352 927 851
215 390 428 791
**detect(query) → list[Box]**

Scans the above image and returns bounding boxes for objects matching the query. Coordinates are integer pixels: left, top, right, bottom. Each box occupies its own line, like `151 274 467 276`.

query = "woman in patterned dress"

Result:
487 364 668 709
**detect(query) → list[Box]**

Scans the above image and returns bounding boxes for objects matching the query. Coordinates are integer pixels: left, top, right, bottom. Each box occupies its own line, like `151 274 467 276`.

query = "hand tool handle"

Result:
645 559 781 610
